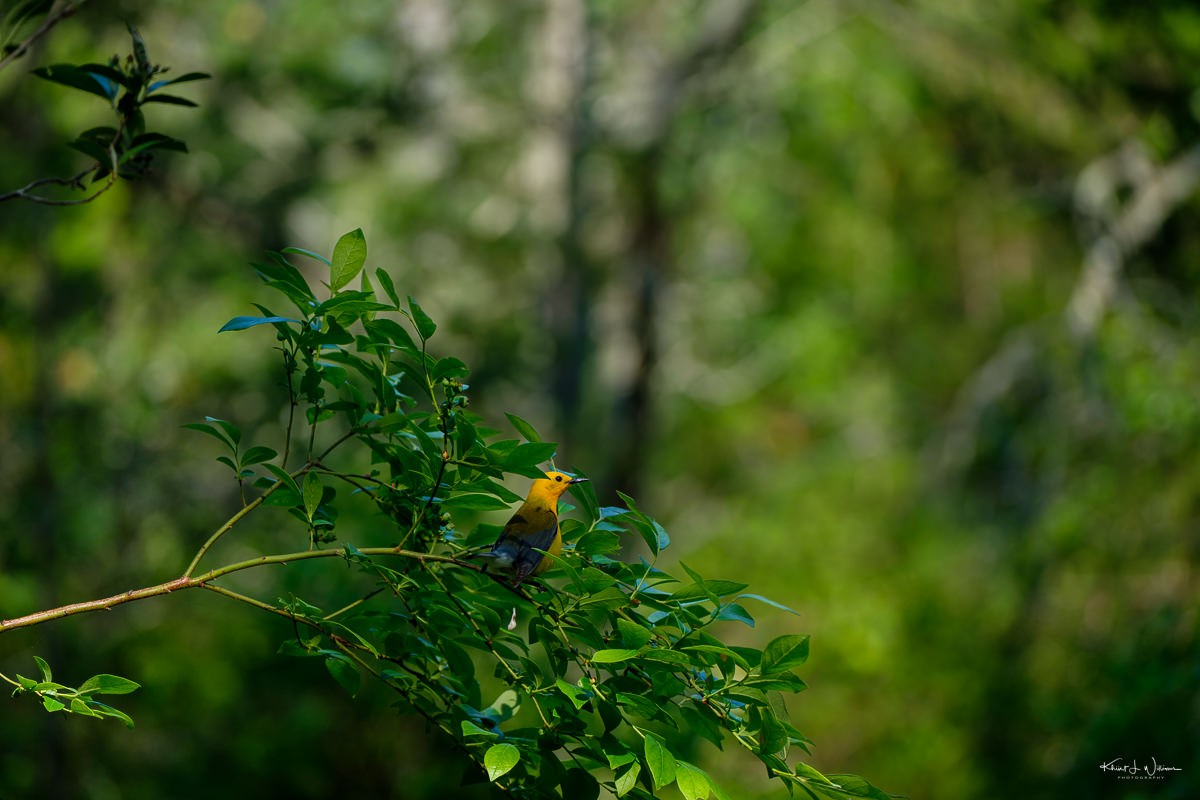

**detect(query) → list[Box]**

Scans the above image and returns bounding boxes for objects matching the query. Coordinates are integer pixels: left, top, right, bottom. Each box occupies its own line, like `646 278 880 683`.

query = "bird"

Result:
479 470 587 586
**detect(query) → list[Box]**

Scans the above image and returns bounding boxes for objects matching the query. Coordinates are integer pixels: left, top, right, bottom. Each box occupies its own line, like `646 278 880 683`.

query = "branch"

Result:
0 169 117 205
0 547 467 634
0 0 82 74
618 0 764 149
183 471 302 577
1066 140 1200 341
932 139 1200 475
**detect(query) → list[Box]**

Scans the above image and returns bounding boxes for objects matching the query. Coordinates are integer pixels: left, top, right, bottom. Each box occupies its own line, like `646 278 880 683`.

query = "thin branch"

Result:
183 476 290 577
0 546 467 634
1066 140 1200 341
932 139 1200 476
0 170 117 205
322 588 386 621
0 0 82 73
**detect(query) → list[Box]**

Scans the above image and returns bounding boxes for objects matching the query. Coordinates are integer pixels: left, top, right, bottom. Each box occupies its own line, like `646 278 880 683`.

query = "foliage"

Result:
2 656 139 728
1 229 888 800
2 19 207 203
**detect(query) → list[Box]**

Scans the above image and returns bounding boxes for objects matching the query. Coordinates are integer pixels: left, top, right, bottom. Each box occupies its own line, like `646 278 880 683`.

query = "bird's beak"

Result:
569 477 588 484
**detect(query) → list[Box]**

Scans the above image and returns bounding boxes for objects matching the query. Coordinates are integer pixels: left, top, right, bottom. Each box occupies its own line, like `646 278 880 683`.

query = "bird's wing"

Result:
493 511 559 582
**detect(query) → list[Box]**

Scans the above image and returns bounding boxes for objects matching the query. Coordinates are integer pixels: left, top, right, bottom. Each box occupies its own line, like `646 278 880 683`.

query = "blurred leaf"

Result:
280 246 332 266
323 653 360 697
330 228 367 292
32 64 117 100
141 94 198 107
219 315 299 332
504 413 542 443
302 472 323 519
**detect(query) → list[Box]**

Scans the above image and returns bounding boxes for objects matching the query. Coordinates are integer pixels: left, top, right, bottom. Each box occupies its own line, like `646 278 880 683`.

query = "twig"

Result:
0 546 464 633
933 139 1200 475
183 476 290 577
0 0 82 74
0 170 117 205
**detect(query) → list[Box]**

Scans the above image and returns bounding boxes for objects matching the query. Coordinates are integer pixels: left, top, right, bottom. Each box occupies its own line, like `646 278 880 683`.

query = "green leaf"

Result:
761 634 811 674
591 648 641 664
615 762 642 797
364 318 419 354
241 446 278 467
617 617 654 649
280 246 332 266
182 421 236 451
303 471 323 519
120 133 189 163
737 593 802 616
715 602 755 627
253 254 317 310
822 774 894 799
504 442 559 471
323 653 360 697
151 71 211 87
77 674 140 695
42 696 66 713
218 315 300 333
616 491 670 554
88 701 135 729
683 644 752 671
555 678 593 709
433 356 469 381
674 761 712 800
375 268 400 307
32 64 117 99
757 705 790 757
407 295 437 340
742 672 807 692
69 697 102 718
504 413 542 443
141 93 198 106
484 742 520 781
641 731 676 790
263 464 302 496
33 656 51 683
670 579 750 601
330 228 367 291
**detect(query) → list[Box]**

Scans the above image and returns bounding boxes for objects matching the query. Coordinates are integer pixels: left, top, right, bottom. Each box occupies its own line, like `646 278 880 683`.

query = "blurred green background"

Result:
2 1 1197 798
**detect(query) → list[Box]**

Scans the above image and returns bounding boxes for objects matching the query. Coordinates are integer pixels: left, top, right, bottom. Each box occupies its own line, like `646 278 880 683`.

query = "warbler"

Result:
481 471 587 585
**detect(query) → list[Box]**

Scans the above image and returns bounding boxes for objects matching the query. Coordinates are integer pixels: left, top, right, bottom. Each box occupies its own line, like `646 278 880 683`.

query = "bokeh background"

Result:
1 1 1198 798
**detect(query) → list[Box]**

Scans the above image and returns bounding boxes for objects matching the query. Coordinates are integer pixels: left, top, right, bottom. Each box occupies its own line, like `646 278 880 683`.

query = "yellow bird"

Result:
483 471 587 585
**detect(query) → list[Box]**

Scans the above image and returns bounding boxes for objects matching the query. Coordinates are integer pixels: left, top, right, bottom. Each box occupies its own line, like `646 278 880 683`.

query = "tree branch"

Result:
0 547 467 634
0 0 83 74
932 139 1200 475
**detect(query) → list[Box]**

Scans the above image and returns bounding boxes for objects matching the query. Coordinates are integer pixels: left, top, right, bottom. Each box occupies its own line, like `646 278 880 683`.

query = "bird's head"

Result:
532 470 588 499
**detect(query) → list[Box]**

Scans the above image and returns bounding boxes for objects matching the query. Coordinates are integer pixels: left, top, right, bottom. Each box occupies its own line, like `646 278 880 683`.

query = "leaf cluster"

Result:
29 23 208 183
1 656 140 728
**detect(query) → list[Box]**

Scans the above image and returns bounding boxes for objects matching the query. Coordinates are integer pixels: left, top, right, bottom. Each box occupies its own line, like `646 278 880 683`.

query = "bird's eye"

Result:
555 475 562 482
